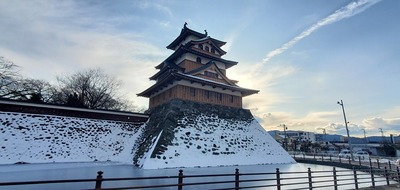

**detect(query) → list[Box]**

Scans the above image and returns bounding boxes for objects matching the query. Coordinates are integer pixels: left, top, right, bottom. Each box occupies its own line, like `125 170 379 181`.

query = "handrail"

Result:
0 165 399 189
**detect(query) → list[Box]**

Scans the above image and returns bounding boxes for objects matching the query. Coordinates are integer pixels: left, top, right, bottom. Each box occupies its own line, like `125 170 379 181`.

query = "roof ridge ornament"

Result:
204 30 208 36
184 22 188 28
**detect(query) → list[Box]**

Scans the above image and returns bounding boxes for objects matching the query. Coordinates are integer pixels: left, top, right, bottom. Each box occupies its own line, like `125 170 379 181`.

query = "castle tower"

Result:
133 24 294 169
138 23 258 109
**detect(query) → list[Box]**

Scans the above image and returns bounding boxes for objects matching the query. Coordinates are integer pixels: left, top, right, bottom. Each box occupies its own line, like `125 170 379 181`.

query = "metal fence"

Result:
1 166 399 189
292 152 398 171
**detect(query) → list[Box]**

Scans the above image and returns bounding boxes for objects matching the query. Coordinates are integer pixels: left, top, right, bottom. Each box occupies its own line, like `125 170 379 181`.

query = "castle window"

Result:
230 95 234 103
211 48 216 54
196 57 202 63
199 44 203 50
190 87 196 97
204 90 210 99
205 46 209 52
204 71 218 78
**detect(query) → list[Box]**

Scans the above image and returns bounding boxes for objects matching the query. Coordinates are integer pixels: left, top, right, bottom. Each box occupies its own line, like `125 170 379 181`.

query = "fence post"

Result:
348 157 351 165
369 157 372 168
388 160 391 170
178 169 183 190
235 168 240 190
370 167 375 187
384 167 389 186
397 166 400 183
308 168 313 190
358 157 361 166
332 167 338 190
330 155 332 162
377 159 380 169
95 171 103 190
276 168 281 190
353 167 358 189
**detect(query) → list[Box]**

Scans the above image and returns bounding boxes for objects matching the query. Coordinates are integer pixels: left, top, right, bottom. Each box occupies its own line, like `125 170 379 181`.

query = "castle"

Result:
133 24 294 168
138 23 258 109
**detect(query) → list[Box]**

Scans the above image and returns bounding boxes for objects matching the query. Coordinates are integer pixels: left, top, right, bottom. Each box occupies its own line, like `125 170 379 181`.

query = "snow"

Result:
1 110 294 169
138 113 295 169
0 111 144 164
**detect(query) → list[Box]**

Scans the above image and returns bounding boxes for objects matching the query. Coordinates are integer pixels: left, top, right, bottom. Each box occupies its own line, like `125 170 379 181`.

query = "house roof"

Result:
166 24 226 50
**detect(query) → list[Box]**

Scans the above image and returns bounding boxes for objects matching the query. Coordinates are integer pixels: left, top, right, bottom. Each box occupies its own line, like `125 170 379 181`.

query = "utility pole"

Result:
379 128 387 156
379 128 384 143
281 124 288 150
337 100 354 160
361 129 368 143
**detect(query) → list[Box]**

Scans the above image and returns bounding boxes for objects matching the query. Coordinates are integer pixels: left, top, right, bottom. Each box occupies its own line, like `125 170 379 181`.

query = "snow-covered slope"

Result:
0 112 144 164
134 100 295 169
1 99 295 168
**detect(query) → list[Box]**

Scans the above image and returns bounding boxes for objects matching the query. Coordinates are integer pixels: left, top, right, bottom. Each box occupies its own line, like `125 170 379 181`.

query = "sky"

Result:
0 0 399 137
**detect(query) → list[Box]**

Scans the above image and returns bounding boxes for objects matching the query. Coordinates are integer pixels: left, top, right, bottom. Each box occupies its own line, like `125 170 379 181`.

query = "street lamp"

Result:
337 100 354 160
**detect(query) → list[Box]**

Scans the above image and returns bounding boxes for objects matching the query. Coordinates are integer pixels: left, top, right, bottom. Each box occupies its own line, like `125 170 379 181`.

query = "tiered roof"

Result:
138 24 258 98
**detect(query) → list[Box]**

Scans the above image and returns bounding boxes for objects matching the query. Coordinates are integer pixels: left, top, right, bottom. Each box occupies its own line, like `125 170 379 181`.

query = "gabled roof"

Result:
166 23 226 50
155 43 238 69
191 36 227 56
186 61 236 86
137 71 259 98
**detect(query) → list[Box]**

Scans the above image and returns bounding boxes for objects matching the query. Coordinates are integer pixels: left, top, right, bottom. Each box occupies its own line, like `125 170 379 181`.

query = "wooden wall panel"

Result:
149 85 242 108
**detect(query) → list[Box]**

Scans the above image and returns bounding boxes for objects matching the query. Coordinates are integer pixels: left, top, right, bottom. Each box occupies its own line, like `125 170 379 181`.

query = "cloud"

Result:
260 110 340 132
362 117 400 131
0 0 168 109
261 0 382 64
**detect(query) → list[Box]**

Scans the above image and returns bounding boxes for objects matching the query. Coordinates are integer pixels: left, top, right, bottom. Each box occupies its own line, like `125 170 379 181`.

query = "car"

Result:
338 150 351 159
354 151 369 160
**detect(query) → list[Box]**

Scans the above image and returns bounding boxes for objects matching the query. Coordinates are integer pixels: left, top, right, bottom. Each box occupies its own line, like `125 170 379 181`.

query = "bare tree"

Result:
0 57 139 111
56 68 129 110
0 56 21 99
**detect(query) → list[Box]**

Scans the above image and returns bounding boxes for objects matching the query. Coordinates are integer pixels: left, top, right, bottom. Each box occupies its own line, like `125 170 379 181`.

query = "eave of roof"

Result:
150 62 184 80
137 71 259 97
